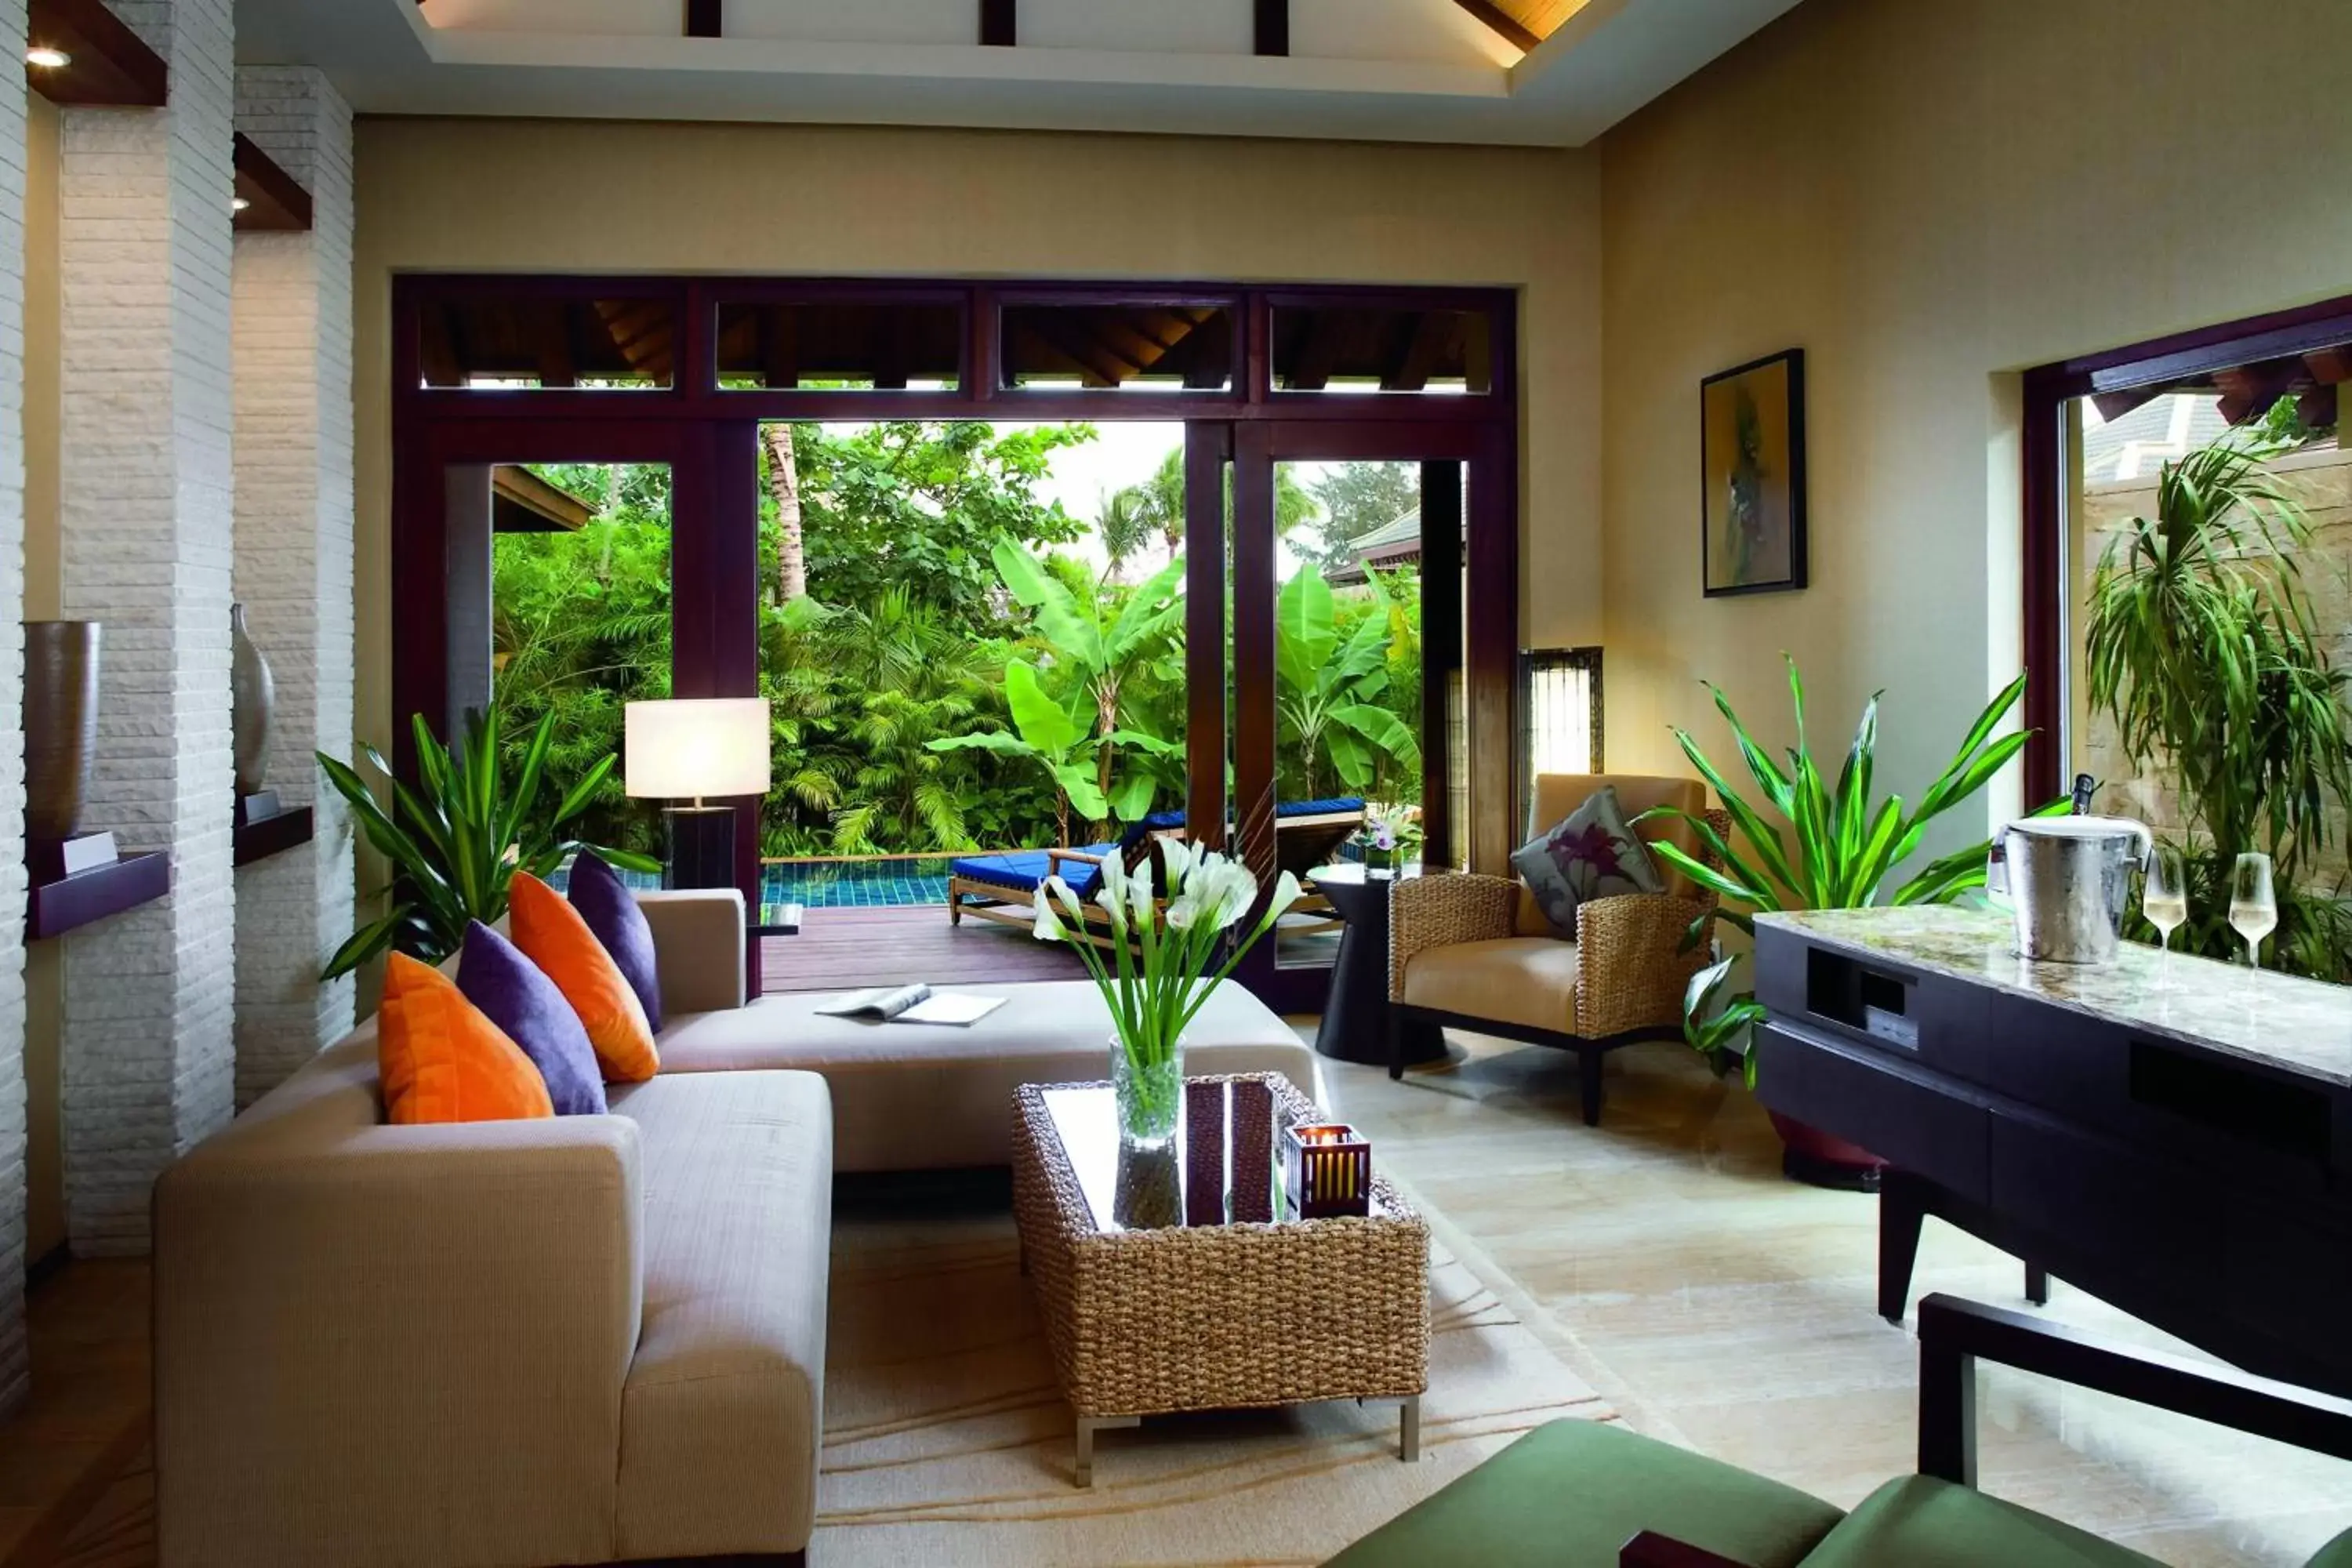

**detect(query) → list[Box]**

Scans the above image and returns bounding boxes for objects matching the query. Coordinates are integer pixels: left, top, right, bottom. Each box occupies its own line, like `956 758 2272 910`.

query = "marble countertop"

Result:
1757 906 2352 1087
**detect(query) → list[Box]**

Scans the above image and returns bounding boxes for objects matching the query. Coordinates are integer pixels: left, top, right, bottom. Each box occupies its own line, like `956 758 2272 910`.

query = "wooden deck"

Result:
760 904 1090 993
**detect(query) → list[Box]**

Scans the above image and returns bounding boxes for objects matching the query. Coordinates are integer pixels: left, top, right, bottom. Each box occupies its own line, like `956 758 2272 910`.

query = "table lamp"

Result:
625 698 771 891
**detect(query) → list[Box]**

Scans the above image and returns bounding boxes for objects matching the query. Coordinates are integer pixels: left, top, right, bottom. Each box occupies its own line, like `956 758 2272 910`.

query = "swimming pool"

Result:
589 855 956 909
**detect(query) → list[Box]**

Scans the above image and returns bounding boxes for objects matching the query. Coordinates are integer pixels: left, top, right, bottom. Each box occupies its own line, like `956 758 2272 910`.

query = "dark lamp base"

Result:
664 806 737 892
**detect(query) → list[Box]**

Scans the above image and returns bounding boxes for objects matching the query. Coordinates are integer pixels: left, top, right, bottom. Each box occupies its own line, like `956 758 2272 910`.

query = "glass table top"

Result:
1041 1079 1399 1234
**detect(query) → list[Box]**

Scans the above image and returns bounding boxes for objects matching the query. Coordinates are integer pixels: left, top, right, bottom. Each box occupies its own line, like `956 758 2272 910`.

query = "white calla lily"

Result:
1263 869 1305 931
1032 880 1067 942
1033 834 1322 1146
1094 851 1130 933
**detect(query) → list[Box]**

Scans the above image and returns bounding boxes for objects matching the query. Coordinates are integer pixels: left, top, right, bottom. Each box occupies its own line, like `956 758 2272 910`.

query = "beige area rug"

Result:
813 1206 1617 1567
27 1196 1613 1568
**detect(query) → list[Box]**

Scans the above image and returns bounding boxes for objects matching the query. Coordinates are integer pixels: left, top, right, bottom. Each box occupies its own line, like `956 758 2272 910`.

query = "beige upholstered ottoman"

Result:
655 978 1323 1172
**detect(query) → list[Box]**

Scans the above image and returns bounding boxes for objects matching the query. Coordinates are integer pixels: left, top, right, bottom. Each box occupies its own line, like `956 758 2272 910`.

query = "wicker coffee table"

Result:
1011 1072 1430 1486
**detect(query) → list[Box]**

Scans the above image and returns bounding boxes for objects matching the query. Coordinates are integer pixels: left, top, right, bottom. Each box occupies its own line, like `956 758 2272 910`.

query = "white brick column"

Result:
0 0 34 1419
230 68 353 1107
57 0 238 1254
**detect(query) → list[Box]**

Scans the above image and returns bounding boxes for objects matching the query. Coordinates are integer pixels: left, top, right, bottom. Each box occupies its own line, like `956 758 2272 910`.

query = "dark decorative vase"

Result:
24 620 100 841
230 603 275 798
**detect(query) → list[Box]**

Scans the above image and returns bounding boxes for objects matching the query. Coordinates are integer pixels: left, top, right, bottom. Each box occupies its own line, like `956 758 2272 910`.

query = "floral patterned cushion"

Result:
1509 786 1665 938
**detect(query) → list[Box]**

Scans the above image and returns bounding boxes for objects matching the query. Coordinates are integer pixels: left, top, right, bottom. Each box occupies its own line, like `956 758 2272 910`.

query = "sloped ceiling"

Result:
1493 0 1593 40
235 0 1805 148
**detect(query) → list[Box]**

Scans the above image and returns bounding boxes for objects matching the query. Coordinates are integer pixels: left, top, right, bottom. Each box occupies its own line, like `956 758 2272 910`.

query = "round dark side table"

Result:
1312 862 1445 1067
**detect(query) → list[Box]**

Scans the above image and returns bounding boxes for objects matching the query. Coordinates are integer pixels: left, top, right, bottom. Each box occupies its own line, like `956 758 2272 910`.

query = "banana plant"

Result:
1640 656 2033 1073
928 658 1174 844
317 710 660 980
930 541 1184 837
1275 564 1422 797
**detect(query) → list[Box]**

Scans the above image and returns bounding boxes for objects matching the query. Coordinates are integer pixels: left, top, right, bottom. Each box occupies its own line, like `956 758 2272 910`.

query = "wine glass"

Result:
2143 845 2188 987
2230 852 2278 969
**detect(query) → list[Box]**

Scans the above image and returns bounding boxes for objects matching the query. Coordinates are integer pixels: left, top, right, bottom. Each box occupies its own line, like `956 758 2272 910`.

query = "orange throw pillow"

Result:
507 872 660 1083
377 953 555 1124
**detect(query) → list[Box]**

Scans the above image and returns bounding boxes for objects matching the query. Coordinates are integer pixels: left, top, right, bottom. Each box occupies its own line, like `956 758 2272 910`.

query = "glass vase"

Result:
1110 1033 1185 1149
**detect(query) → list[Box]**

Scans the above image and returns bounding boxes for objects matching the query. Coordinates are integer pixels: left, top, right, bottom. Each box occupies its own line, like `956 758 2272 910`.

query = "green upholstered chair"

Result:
1326 1294 2352 1568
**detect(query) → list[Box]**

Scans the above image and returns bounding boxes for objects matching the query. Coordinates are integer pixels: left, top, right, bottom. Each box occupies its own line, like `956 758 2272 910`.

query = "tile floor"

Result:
1320 1030 2352 1567
5 1024 2352 1566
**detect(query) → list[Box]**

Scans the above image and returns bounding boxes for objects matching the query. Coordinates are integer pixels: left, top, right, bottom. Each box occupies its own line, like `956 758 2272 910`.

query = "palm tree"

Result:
759 423 808 603
1096 486 1156 578
1105 444 1320 558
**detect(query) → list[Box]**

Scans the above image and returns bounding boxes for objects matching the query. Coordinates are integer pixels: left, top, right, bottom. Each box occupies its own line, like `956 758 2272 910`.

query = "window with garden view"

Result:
488 427 1434 931
2057 331 2352 978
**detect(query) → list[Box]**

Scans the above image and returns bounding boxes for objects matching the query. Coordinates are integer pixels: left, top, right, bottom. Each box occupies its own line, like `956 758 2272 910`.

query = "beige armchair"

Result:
1386 774 1727 1126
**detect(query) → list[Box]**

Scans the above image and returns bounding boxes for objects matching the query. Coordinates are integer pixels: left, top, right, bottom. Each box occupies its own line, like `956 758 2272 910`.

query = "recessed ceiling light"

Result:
25 46 71 68
230 197 250 212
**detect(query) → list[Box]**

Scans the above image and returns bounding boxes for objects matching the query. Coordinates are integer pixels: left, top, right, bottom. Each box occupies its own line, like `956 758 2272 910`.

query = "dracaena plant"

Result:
317 710 660 980
1643 656 2031 1080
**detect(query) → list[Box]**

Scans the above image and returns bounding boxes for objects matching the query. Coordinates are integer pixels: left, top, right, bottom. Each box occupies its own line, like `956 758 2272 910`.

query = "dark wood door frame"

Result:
393 275 1523 1009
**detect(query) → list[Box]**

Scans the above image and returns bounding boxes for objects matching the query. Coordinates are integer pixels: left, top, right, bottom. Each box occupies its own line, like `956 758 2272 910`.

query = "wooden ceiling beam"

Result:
2304 347 2352 387
980 0 1014 47
1254 0 1288 57
1384 311 1452 392
533 300 578 389
231 132 312 233
27 0 166 107
1450 0 1540 53
1284 316 1341 392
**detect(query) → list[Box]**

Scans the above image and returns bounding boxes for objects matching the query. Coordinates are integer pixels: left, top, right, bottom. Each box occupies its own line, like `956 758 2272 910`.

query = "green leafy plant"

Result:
1275 563 1423 799
317 710 659 980
928 541 1184 839
1642 657 2031 1075
2083 421 2352 978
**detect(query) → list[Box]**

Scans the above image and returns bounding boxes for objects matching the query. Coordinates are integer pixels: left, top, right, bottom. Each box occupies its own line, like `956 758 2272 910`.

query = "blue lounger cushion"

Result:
953 800 1367 903
949 842 1120 899
1132 797 1365 835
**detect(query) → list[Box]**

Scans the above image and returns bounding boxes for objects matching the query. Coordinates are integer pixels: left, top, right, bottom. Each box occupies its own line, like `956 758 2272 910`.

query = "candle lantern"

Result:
1283 1122 1372 1219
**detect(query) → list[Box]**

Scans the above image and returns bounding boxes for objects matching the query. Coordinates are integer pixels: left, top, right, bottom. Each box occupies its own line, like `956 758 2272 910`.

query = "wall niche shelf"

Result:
233 802 314 868
27 850 169 941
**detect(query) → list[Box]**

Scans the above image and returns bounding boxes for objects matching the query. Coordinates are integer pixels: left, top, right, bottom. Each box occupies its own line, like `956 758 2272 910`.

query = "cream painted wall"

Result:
1599 0 2352 847
350 117 1602 771
21 92 57 1268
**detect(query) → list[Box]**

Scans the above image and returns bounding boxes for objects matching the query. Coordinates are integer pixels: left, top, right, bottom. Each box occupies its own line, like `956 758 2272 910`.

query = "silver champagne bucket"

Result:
1999 815 2152 964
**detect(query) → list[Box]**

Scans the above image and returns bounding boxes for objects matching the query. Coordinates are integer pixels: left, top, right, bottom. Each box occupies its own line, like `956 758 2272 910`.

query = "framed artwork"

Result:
1700 348 1807 596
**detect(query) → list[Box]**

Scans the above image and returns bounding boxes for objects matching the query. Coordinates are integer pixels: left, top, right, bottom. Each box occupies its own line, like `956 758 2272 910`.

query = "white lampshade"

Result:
624 699 771 800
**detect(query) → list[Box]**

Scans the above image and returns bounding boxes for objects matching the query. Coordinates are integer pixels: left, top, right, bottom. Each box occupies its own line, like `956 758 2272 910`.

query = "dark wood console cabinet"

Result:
1755 908 2352 1399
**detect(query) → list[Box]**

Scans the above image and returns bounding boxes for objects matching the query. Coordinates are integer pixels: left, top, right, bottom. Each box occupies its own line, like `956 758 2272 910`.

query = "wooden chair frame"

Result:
1621 1294 2352 1567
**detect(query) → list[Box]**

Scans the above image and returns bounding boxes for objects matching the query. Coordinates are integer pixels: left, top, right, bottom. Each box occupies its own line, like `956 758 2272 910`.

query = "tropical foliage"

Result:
490 434 1429 862
316 710 659 978
1274 563 1422 800
1646 658 2032 1078
2083 416 2352 978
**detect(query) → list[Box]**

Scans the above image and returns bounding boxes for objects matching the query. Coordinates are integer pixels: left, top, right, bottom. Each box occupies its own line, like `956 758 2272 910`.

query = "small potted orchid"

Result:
1356 816 1400 876
1033 840 1302 1147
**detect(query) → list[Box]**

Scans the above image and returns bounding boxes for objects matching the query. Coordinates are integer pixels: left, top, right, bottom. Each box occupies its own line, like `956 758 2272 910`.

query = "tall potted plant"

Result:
1031 843 1301 1146
2083 423 2352 978
318 710 659 978
1643 658 2031 1185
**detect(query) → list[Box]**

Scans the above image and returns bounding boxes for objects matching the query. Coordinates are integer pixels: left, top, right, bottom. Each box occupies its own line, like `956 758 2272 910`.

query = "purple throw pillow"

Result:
567 851 663 1033
456 920 608 1116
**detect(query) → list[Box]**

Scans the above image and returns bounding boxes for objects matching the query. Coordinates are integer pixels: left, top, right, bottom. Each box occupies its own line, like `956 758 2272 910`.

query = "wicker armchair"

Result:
1386 774 1730 1126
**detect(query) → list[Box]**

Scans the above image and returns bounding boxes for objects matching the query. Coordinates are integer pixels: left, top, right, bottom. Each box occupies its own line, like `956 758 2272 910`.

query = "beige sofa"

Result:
157 888 1320 1568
